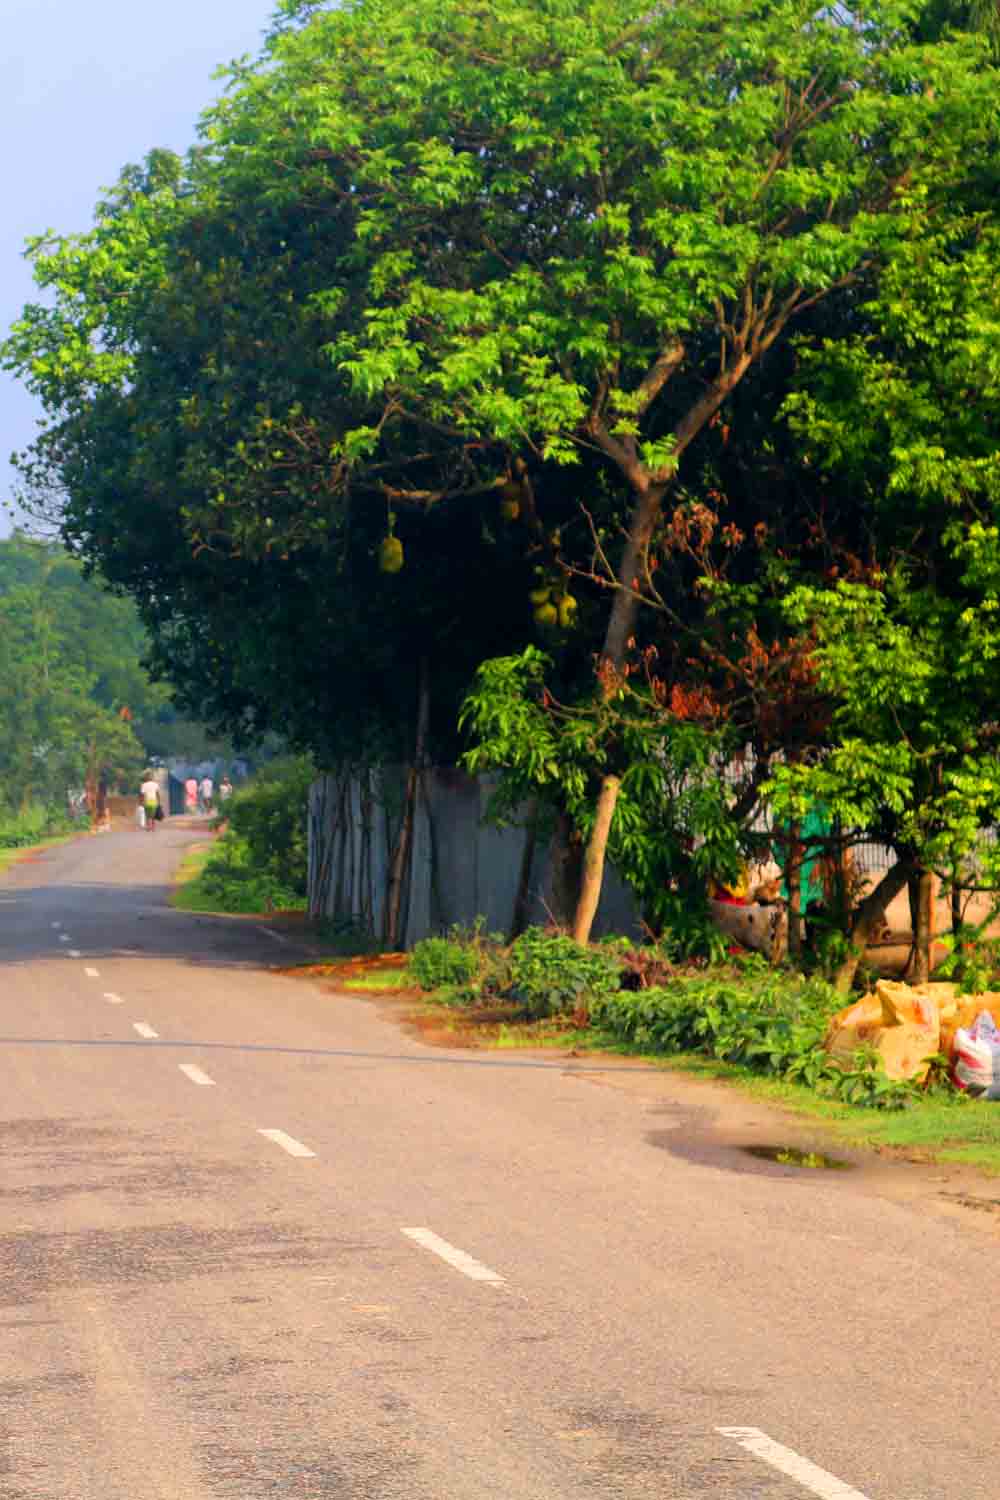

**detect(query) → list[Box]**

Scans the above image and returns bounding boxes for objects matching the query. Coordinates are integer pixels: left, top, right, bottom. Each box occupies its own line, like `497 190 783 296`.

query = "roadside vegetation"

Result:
304 921 1000 1173
6 0 1000 1171
172 757 311 914
0 804 81 871
0 535 233 827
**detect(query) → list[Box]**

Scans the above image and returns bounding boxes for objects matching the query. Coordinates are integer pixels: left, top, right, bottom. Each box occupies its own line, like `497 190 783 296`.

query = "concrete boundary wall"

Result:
307 767 639 947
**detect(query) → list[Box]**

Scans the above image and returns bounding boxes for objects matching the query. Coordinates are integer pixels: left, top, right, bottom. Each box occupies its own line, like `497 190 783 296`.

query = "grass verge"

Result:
294 948 1000 1175
0 832 81 873
170 841 225 913
170 837 309 916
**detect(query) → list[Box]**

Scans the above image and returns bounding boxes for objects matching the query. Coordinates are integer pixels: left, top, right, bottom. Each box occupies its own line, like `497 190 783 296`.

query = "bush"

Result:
220 756 313 897
185 829 306 913
590 959 924 1108
410 936 480 991
508 926 624 1019
0 802 75 849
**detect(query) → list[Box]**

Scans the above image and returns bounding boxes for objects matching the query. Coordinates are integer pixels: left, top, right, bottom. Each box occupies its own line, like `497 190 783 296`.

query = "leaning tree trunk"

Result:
834 858 914 995
905 869 934 986
784 823 803 963
572 776 622 946
384 657 430 950
571 487 664 945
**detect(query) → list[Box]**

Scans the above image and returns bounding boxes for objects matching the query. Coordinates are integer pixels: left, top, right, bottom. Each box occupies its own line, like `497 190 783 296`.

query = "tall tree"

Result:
4 0 998 941
199 0 995 935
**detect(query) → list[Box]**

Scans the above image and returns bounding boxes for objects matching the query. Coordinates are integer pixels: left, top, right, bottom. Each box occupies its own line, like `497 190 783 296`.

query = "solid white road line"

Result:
401 1227 505 1285
178 1064 215 1087
84 967 99 977
103 992 124 1005
58 935 70 943
257 1128 316 1158
133 1022 158 1039
717 1428 871 1499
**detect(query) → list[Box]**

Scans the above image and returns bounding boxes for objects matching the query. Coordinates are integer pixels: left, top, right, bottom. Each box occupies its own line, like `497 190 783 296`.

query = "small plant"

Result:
174 828 307 914
410 935 480 991
588 959 922 1109
656 894 731 964
0 802 75 848
508 927 623 1019
935 919 1000 995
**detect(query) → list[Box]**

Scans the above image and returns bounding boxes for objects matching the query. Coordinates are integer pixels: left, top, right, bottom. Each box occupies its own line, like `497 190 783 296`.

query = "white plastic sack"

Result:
136 805 146 830
953 1011 1000 1099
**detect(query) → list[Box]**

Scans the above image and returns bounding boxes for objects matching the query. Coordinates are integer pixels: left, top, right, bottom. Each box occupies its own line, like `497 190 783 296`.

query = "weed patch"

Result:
171 834 306 915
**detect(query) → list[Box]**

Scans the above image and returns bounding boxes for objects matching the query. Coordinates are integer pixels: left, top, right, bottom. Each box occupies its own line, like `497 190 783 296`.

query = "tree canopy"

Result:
4 0 1000 965
0 535 232 809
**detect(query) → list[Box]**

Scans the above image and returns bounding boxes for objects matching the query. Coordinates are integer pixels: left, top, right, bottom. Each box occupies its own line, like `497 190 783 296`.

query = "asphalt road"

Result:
1 824 998 1499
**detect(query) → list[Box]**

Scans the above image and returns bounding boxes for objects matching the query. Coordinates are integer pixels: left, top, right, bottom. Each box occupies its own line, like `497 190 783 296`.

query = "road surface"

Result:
1 824 997 1499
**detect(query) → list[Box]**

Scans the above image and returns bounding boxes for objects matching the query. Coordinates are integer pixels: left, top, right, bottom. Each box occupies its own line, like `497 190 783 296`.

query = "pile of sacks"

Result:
825 980 1000 1095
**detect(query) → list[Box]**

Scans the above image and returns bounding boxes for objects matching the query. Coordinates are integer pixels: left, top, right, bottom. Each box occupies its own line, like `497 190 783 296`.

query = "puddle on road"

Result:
743 1145 853 1170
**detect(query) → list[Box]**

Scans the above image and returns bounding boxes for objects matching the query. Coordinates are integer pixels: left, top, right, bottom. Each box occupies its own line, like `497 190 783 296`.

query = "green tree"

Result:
755 211 1000 988
4 0 998 942
196 0 995 935
0 535 209 811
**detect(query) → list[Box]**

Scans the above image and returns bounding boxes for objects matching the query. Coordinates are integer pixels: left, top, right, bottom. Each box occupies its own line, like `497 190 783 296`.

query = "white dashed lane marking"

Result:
258 1129 316 1158
50 921 61 929
401 1228 505 1285
103 993 124 1005
178 1064 215 1087
58 935 70 943
133 1023 158 1039
717 1428 871 1499
68 950 82 958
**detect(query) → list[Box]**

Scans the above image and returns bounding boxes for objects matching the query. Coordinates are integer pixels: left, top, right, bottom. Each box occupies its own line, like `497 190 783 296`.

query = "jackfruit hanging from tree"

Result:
378 511 404 574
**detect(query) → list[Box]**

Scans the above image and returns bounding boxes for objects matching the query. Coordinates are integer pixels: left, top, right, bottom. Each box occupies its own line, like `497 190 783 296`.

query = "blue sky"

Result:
1 0 279 535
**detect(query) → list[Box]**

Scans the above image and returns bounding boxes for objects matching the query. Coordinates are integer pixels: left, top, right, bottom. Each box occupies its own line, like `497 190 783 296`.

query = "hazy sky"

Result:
1 0 280 535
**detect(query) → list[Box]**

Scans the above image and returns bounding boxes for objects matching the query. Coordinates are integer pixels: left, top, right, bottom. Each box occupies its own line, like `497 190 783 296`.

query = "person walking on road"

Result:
199 774 214 815
219 774 233 803
139 772 161 833
184 776 198 816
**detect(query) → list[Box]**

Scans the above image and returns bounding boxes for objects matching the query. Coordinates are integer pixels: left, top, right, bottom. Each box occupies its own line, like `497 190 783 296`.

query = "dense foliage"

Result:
178 757 314 912
4 0 1000 968
409 923 927 1106
0 535 232 813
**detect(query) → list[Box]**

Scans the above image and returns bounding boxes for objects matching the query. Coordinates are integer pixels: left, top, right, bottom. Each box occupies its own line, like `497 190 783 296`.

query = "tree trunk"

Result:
384 657 430 949
906 869 934 985
569 487 662 948
951 874 963 936
601 485 669 675
572 775 622 945
571 353 758 946
548 810 584 927
785 823 803 962
509 798 540 940
834 858 914 994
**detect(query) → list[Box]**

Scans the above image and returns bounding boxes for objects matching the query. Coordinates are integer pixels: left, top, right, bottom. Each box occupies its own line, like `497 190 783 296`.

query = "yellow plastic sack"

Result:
825 980 941 1082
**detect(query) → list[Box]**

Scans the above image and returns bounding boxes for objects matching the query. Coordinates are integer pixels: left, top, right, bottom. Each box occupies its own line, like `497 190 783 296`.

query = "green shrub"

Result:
0 802 75 848
590 959 923 1108
935 920 1000 995
220 756 313 897
195 829 306 912
410 935 480 990
508 926 623 1019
